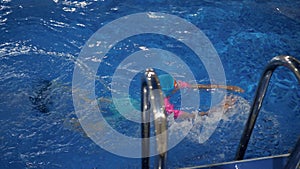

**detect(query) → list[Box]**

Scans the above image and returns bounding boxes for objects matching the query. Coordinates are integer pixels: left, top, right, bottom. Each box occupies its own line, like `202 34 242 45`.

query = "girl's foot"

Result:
223 95 237 113
198 111 208 116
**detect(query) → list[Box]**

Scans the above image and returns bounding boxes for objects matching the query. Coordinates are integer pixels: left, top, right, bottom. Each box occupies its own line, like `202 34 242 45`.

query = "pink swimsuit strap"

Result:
177 81 191 88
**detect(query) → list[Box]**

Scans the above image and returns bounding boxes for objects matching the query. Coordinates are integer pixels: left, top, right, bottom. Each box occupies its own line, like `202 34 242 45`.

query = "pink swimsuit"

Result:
163 80 191 119
164 97 184 119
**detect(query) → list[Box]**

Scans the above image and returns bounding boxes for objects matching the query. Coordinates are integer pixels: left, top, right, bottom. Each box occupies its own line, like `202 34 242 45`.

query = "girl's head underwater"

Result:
158 74 178 97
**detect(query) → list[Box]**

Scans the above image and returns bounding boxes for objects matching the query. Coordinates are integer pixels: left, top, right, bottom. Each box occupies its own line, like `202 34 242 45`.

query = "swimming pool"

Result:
1 0 300 168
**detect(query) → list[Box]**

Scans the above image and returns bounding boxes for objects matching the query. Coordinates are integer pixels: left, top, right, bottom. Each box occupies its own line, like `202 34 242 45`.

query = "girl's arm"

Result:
177 81 244 93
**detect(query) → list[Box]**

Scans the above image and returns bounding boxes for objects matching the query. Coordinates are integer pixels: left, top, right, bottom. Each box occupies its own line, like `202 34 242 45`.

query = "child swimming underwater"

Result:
157 74 244 119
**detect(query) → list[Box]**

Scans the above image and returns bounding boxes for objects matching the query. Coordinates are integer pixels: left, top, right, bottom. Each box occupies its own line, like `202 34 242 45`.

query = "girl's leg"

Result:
198 94 237 116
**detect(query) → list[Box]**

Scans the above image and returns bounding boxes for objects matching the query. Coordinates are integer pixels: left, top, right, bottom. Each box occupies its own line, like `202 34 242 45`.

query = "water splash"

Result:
168 95 251 144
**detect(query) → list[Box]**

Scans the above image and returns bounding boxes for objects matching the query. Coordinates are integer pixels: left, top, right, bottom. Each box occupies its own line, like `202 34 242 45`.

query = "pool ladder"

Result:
141 68 168 169
140 55 300 169
235 55 300 169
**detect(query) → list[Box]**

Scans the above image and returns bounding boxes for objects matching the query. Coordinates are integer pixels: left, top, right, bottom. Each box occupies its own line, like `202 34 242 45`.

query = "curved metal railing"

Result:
141 68 168 169
235 55 300 163
284 137 300 169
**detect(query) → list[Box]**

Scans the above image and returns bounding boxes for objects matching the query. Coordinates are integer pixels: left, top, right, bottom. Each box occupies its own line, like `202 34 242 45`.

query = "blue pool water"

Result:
1 0 300 168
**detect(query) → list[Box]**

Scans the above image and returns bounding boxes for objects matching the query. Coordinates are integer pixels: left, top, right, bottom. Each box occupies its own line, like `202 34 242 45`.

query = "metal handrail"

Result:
141 68 168 169
235 55 300 161
284 137 300 169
